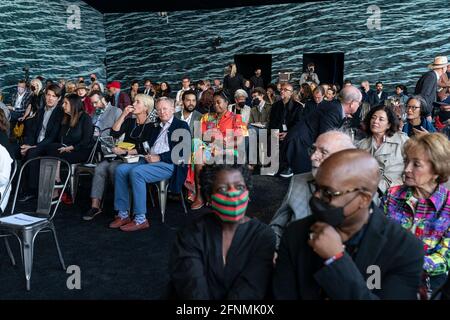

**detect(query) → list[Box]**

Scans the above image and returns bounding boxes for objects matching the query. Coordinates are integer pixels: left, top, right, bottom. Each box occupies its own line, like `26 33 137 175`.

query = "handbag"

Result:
13 122 24 138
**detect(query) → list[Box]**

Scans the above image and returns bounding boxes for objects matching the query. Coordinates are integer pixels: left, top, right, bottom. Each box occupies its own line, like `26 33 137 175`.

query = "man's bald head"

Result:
310 130 356 177
317 149 380 196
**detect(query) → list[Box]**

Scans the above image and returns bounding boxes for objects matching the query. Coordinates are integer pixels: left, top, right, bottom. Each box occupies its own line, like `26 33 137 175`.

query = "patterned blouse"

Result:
200 111 246 145
383 184 450 276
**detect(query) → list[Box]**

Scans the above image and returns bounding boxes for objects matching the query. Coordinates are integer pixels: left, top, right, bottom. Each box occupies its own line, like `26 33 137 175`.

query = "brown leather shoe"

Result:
120 220 150 232
109 216 131 229
191 197 204 210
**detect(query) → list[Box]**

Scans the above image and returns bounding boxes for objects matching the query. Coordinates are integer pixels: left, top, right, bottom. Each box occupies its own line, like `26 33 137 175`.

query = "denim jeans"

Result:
114 158 174 223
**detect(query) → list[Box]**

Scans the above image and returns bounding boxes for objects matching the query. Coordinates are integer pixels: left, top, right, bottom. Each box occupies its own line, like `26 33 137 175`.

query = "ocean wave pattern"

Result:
104 0 450 91
0 0 106 100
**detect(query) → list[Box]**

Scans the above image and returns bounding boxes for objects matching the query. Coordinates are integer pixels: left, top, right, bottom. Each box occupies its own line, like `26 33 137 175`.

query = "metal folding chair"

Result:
0 157 71 290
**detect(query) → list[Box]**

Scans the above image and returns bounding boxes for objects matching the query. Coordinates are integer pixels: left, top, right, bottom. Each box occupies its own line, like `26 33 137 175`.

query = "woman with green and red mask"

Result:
169 163 276 299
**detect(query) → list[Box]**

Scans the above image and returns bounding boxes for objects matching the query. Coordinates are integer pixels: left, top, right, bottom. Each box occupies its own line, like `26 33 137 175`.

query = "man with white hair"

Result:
228 88 251 125
270 130 355 248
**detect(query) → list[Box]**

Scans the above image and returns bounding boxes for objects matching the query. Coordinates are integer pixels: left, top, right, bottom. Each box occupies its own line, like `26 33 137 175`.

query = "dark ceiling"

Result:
83 0 324 13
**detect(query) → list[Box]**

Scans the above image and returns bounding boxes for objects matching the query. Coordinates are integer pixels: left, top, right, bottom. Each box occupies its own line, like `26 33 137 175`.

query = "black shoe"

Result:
279 167 294 178
82 208 102 221
18 194 36 202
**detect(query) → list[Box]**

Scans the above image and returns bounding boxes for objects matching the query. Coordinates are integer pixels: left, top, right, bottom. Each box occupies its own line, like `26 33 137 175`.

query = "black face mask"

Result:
237 102 245 109
30 85 36 91
309 196 346 227
252 98 261 107
90 77 96 82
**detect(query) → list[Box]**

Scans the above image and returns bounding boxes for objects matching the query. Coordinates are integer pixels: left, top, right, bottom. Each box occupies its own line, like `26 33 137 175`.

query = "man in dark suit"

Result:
19 84 65 201
174 90 202 134
268 82 303 177
273 149 424 299
415 56 449 119
285 86 362 174
303 86 325 117
369 81 388 106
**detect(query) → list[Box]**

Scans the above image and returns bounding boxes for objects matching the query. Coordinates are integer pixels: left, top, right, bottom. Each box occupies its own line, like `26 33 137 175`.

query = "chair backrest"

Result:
0 159 17 213
11 157 71 218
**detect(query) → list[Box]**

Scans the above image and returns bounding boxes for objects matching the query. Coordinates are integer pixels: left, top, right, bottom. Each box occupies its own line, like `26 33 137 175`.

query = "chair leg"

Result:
71 171 78 203
21 230 35 291
180 190 188 214
158 180 169 223
50 223 66 270
4 238 16 266
148 185 156 207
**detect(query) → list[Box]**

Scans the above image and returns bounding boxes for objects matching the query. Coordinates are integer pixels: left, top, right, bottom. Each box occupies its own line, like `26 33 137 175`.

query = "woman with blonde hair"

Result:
383 133 450 294
223 63 244 98
83 93 157 220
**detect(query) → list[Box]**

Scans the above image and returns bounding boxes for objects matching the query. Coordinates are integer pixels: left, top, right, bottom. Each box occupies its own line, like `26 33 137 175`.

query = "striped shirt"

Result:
383 184 450 276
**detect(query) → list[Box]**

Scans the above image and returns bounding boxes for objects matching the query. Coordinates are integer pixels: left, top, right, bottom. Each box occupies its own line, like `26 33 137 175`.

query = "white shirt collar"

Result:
160 116 174 128
181 111 193 123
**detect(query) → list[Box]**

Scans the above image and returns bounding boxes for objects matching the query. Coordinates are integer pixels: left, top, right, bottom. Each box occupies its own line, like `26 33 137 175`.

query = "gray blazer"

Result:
269 172 313 249
92 103 122 137
174 110 202 134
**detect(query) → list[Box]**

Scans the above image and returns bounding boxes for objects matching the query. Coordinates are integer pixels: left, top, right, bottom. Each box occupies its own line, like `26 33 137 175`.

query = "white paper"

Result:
0 213 46 226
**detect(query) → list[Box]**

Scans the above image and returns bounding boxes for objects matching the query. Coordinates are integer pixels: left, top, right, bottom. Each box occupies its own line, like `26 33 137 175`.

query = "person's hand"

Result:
20 144 35 156
18 116 25 122
307 222 344 260
112 147 127 155
413 127 429 137
278 132 288 141
145 154 160 163
58 146 73 153
123 105 134 117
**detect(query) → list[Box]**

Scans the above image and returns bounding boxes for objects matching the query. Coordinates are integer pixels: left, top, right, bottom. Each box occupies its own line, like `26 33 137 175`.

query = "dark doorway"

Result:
234 54 272 88
303 52 344 88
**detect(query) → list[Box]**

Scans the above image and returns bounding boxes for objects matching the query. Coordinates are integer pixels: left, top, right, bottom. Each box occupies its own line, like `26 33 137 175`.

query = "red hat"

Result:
107 81 121 89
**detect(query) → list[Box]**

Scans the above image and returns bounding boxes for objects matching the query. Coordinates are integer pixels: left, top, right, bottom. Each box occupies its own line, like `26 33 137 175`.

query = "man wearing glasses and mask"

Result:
270 130 355 249
273 149 424 299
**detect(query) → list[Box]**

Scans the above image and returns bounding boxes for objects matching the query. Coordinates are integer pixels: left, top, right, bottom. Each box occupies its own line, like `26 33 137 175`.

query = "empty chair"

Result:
0 157 71 290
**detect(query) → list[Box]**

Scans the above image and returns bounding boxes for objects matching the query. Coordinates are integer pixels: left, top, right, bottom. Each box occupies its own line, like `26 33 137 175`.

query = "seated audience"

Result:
170 163 275 299
19 84 64 202
82 94 155 221
228 89 251 125
358 105 409 196
402 95 436 137
273 149 424 299
76 82 94 116
45 94 94 163
190 91 245 210
383 133 450 293
174 90 202 134
249 87 271 127
268 82 303 178
270 130 355 248
89 90 122 137
109 97 190 231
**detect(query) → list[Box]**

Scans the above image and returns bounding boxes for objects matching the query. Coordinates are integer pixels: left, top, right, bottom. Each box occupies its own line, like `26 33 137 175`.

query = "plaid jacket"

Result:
383 184 450 276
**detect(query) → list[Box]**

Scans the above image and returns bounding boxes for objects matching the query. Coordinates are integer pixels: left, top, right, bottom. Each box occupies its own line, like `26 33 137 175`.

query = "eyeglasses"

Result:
308 145 329 157
307 180 365 203
406 105 420 110
280 88 293 92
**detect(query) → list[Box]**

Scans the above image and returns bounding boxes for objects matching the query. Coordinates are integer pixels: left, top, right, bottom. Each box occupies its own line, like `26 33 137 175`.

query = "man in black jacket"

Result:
369 81 388 106
273 149 424 299
415 56 449 119
268 82 303 177
285 85 362 174
19 84 64 201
